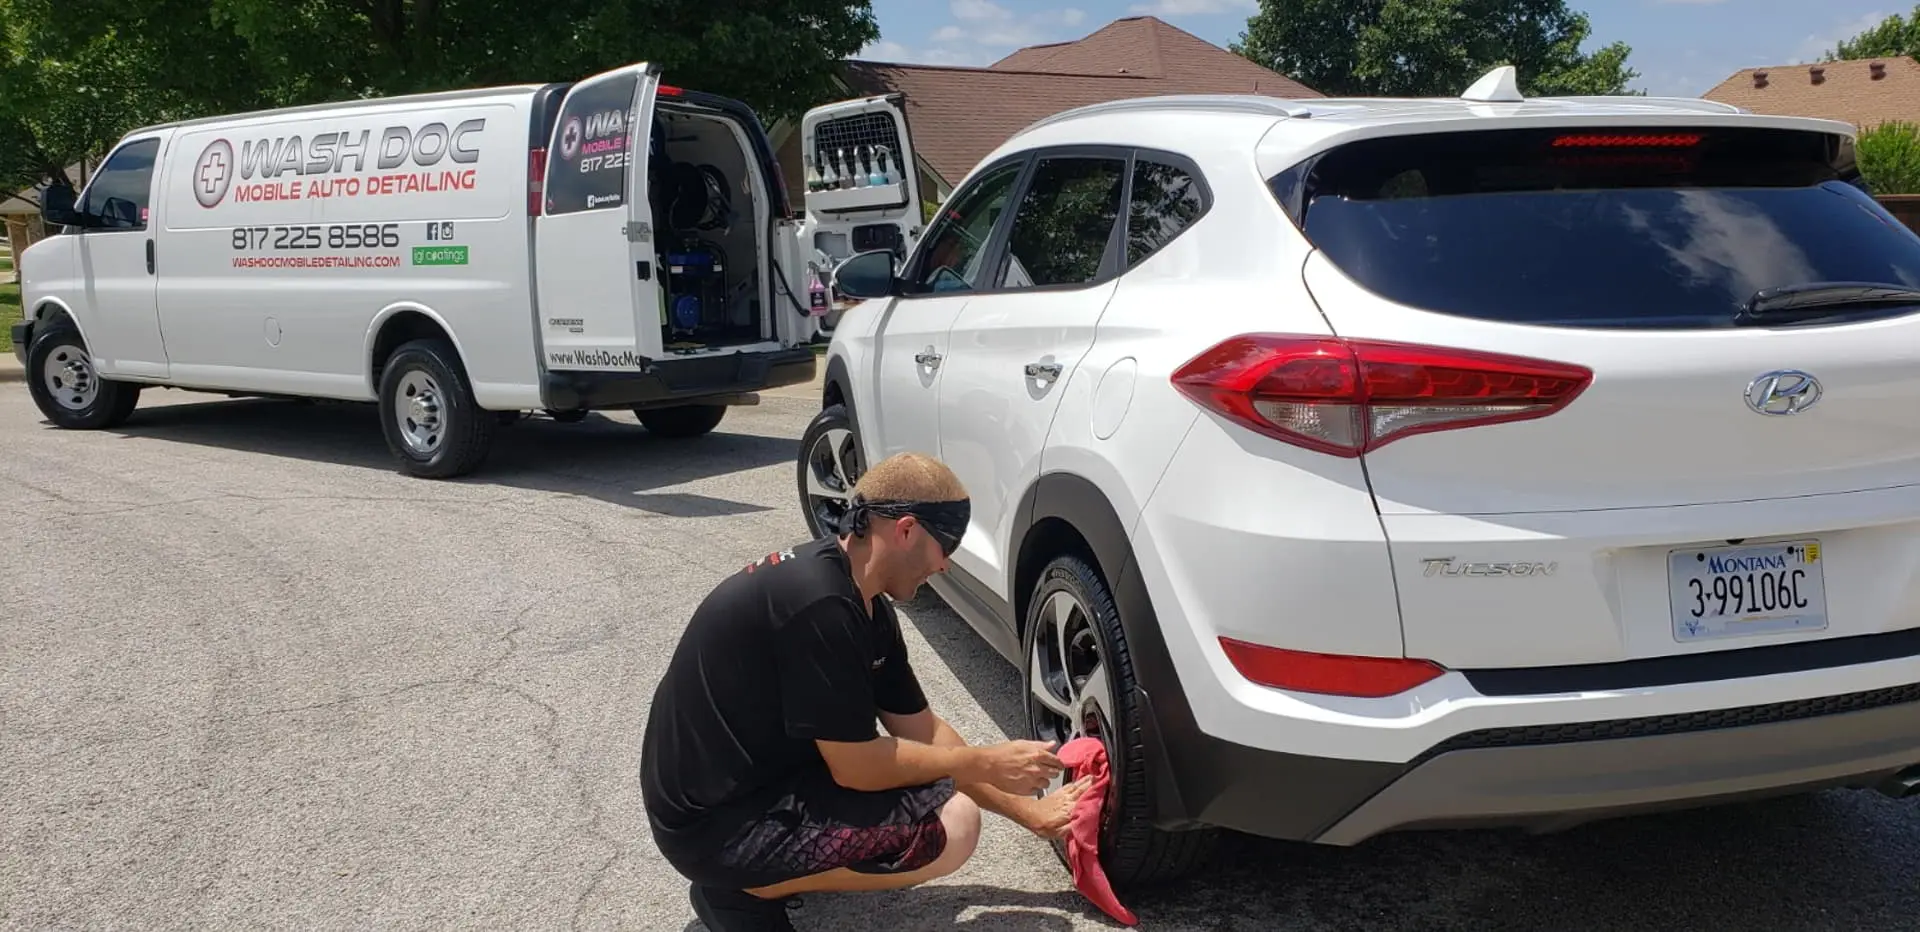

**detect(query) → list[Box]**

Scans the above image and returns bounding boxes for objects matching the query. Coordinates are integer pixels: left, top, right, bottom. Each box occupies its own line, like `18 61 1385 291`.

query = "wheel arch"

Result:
822 352 862 438
364 303 468 396
1008 470 1206 829
28 296 88 345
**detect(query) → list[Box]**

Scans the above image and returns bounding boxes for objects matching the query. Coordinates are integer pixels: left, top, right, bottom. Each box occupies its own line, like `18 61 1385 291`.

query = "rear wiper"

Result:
1736 281 1920 326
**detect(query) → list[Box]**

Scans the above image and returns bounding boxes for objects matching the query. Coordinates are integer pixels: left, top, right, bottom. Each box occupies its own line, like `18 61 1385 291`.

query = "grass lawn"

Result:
1 265 18 357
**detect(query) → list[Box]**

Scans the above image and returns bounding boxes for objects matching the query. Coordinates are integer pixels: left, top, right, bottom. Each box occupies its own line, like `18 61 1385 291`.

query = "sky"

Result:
855 0 1910 98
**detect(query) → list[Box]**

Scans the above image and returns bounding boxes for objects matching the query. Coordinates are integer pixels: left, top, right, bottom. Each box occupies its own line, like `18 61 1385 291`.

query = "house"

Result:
1 164 83 283
769 15 1320 213
1701 57 1920 131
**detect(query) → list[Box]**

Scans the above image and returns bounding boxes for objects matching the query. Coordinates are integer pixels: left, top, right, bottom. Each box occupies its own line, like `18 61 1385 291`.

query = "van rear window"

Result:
1270 126 1920 329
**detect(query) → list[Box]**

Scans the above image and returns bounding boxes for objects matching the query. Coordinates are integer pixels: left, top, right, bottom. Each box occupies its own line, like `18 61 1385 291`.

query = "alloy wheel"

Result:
802 426 861 536
1027 588 1117 798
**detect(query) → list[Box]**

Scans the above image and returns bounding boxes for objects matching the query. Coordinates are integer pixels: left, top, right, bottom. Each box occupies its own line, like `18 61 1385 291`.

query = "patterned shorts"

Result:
668 767 958 891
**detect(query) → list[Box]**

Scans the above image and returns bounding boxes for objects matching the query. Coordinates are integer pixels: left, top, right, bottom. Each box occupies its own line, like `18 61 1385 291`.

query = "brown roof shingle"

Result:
1701 57 1920 130
989 15 1317 97
839 16 1319 187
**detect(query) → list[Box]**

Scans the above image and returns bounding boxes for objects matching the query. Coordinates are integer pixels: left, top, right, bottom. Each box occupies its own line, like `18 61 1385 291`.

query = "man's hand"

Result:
957 739 1065 795
1018 775 1094 840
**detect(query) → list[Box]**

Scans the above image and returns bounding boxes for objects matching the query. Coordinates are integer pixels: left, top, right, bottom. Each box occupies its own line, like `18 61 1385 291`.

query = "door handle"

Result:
915 349 942 368
145 239 155 275
1025 361 1063 380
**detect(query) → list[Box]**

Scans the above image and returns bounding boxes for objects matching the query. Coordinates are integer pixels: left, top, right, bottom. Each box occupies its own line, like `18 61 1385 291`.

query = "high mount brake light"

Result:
527 147 547 216
1551 133 1703 148
1171 335 1593 457
1219 638 1447 698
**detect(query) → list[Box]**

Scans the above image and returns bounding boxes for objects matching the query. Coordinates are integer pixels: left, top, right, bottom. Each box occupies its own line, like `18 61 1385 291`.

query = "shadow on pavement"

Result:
96 395 795 516
897 597 1920 931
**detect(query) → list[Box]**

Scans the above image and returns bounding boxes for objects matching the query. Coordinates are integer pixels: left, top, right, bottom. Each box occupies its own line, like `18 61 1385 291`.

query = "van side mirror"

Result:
831 249 900 300
40 184 81 227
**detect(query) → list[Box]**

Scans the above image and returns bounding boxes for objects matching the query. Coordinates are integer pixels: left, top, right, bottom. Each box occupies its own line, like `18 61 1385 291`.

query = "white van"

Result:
11 61 924 477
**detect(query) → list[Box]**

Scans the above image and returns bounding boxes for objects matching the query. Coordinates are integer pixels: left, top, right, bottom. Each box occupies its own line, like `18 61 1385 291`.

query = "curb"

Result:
0 359 22 384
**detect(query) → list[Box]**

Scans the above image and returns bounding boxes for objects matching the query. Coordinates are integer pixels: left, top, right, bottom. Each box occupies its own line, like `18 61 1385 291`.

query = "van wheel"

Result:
1023 552 1220 891
26 317 141 429
635 404 725 438
377 338 496 479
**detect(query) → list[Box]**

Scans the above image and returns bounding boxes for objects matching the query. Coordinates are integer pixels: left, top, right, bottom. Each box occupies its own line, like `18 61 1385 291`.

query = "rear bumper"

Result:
541 347 814 410
1155 681 1920 845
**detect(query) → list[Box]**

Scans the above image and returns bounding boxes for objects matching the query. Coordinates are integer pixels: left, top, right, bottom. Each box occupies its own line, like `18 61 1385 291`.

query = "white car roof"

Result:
1001 65 1859 180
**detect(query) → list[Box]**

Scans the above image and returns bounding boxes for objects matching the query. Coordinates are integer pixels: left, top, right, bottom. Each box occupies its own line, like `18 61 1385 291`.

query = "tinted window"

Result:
910 161 1023 293
1278 127 1920 329
999 156 1124 289
80 138 160 231
547 74 638 216
1126 158 1205 267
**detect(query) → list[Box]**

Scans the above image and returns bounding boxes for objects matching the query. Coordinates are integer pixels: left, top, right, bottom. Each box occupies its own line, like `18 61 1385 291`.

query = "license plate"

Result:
1668 539 1828 641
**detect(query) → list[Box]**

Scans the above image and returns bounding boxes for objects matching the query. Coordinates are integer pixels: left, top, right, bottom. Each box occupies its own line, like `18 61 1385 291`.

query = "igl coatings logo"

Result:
194 139 236 208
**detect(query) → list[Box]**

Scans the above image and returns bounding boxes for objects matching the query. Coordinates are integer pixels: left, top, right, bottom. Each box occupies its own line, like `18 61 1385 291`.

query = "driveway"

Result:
2 387 1916 930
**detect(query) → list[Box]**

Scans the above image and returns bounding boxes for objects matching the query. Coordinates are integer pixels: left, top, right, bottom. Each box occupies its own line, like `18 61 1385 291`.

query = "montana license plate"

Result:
1668 540 1828 642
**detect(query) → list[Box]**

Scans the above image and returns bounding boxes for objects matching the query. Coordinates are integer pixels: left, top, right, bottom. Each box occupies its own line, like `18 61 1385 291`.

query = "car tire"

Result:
377 338 496 479
1023 551 1220 890
635 404 726 438
25 317 141 429
796 403 862 539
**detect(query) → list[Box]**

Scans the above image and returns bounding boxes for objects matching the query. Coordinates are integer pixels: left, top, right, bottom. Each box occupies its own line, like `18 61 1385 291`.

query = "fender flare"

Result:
361 302 471 396
1009 471 1203 827
822 353 862 434
26 296 90 348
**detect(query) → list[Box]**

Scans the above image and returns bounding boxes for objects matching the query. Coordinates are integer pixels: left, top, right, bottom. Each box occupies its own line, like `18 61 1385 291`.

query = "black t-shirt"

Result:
640 536 929 858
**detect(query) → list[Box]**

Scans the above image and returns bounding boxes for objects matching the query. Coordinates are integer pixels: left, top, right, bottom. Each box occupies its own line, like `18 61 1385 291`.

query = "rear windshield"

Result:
1271 126 1920 329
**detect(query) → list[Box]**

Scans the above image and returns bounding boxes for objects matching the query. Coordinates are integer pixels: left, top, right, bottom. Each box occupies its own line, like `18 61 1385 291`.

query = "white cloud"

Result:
872 4 1096 67
1127 0 1255 13
1791 11 1890 63
853 39 914 61
952 0 1014 22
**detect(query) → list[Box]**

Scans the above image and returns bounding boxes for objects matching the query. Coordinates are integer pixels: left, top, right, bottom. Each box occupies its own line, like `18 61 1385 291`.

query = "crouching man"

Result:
640 452 1092 931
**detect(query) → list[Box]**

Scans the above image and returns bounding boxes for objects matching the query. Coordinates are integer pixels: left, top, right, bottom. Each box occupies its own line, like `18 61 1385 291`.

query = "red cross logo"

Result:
193 139 235 208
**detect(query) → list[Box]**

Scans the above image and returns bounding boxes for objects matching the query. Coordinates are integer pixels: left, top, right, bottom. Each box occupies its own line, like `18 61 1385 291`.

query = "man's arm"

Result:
813 731 979 793
879 709 1087 838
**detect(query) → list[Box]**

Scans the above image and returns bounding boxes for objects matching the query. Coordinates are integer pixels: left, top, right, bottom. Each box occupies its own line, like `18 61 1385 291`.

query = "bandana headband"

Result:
842 495 970 556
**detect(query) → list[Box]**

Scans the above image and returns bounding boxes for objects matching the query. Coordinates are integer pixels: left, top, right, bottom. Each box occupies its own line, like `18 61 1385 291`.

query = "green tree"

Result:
206 0 878 122
1825 6 1920 60
1858 121 1920 195
0 0 878 205
1231 0 1640 98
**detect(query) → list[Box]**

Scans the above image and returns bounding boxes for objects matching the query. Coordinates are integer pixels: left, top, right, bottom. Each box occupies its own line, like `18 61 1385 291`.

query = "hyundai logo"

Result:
1745 370 1823 416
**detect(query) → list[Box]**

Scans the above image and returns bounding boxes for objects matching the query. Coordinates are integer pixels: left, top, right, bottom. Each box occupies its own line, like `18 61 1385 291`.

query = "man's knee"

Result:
924 792 982 878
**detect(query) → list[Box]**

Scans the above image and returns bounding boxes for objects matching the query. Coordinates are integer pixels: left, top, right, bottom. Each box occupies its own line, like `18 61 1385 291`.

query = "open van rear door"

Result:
798 94 923 322
535 62 663 372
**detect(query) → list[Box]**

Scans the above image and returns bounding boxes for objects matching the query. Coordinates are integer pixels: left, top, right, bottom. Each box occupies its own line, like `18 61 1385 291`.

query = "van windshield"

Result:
1270 126 1920 329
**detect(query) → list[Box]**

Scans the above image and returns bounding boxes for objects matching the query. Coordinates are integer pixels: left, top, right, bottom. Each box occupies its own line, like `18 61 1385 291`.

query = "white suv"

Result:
794 67 1920 888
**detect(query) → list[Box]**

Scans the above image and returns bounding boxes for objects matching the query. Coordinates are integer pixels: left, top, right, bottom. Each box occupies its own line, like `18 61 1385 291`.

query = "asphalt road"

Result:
3 385 1918 931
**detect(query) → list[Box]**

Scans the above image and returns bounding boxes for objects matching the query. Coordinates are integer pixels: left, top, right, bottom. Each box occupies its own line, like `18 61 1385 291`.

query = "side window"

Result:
546 73 639 216
909 161 1024 294
1125 158 1206 268
79 138 161 231
998 156 1126 289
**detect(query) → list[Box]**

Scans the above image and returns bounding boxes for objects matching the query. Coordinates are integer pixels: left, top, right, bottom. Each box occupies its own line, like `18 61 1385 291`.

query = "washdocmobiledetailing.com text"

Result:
231 255 404 269
547 349 650 369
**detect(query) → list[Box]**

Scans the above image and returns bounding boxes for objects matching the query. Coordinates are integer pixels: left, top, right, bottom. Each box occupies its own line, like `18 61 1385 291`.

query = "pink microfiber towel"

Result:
1057 736 1138 926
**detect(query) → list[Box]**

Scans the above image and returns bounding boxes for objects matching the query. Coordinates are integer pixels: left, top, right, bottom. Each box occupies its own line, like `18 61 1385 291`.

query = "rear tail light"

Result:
527 147 547 216
1171 335 1592 457
1220 638 1447 698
